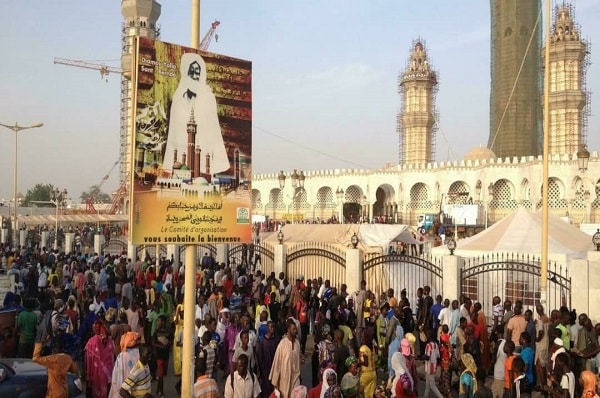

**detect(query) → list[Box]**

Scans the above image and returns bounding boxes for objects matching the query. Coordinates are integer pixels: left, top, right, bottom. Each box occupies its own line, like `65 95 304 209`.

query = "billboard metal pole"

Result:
541 0 551 305
182 1 201 396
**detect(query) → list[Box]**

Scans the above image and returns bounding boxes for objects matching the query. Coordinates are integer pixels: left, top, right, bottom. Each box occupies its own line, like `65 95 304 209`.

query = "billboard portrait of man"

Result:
162 53 229 175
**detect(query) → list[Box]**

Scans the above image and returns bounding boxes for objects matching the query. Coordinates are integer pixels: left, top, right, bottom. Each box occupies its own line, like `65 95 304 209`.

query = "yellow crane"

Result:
54 20 221 80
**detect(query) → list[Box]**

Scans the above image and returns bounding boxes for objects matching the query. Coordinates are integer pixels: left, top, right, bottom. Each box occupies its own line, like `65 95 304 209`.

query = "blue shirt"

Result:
431 303 443 330
520 346 535 385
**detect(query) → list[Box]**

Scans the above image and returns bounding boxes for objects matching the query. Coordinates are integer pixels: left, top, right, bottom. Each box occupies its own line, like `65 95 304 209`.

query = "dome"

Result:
172 161 183 169
464 146 496 161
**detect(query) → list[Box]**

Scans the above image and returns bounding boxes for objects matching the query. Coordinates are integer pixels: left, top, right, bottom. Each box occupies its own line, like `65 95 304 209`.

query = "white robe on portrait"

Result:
162 52 229 175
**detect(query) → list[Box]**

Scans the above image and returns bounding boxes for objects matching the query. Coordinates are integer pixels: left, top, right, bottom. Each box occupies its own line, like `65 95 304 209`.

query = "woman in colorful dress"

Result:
439 327 453 398
359 341 376 398
109 332 141 398
390 352 416 398
458 353 478 398
340 356 362 398
172 300 184 376
85 320 115 398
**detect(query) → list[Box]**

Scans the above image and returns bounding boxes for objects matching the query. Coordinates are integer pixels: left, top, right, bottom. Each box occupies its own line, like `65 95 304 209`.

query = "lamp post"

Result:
446 236 456 255
577 144 591 223
278 169 305 224
0 121 44 247
50 188 68 250
486 183 494 229
336 188 344 223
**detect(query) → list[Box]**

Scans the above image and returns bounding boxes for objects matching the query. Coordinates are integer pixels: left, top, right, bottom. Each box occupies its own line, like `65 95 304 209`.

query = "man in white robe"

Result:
269 319 301 398
162 52 229 175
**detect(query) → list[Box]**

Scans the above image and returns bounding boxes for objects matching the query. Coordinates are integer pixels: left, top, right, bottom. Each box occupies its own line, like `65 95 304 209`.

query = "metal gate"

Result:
286 243 346 288
228 243 275 276
363 254 443 312
460 253 571 318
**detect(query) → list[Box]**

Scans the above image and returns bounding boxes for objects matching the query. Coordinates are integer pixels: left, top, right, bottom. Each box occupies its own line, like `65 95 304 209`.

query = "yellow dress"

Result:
173 303 184 376
359 345 376 398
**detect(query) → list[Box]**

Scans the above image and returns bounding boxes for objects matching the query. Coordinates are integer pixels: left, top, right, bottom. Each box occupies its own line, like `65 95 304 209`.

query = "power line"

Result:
252 125 371 169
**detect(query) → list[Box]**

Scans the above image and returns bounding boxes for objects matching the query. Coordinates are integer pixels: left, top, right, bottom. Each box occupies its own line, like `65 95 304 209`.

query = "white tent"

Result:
431 207 594 261
263 223 411 253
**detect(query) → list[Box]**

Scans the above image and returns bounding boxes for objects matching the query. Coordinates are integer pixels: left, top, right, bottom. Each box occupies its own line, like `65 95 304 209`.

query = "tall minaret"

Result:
545 4 589 155
120 0 161 185
187 109 197 177
489 0 541 158
398 41 438 165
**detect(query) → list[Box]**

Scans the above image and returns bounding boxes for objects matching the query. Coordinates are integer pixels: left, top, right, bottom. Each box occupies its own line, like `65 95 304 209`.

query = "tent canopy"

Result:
18 214 128 225
431 207 593 259
263 224 411 253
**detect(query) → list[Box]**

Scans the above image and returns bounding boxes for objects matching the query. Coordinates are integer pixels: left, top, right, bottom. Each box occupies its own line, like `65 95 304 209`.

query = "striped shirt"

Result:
194 375 219 398
121 361 151 397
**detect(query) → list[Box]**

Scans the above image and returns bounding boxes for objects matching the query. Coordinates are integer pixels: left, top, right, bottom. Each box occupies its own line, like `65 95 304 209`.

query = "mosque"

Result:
251 3 596 230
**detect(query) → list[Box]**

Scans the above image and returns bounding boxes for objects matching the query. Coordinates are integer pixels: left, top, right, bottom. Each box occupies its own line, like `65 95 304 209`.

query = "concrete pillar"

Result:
345 247 364 293
216 244 228 264
64 233 75 254
579 252 600 323
94 234 105 255
442 254 463 300
127 242 136 260
274 243 287 277
1 229 7 244
41 231 48 249
167 245 180 267
19 230 27 248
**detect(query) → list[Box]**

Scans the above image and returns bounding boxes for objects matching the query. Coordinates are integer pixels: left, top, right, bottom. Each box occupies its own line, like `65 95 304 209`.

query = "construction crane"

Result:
86 159 120 214
54 20 221 79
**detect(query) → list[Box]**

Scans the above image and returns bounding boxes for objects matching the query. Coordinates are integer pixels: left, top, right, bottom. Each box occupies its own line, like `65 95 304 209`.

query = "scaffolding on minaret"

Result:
545 2 591 155
397 38 439 165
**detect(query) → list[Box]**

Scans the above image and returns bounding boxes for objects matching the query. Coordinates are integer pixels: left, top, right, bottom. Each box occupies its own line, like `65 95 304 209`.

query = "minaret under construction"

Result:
397 41 438 165
545 4 590 155
489 0 542 158
120 0 161 185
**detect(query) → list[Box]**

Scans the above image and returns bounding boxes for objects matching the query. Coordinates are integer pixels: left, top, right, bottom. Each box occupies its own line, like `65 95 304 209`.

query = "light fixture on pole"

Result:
350 232 359 249
277 229 284 245
50 188 68 250
446 236 456 255
336 188 344 223
592 229 600 251
0 121 44 247
577 144 590 173
486 183 494 229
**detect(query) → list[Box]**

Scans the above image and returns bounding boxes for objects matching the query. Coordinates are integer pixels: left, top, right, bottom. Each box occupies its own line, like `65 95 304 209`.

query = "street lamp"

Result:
592 229 600 251
577 144 590 173
336 188 344 223
50 188 68 250
277 229 284 244
350 232 359 249
486 183 494 229
0 121 44 247
446 236 456 255
278 170 306 224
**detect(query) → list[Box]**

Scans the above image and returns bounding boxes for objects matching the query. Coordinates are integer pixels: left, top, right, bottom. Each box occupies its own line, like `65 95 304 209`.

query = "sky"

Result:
0 0 599 203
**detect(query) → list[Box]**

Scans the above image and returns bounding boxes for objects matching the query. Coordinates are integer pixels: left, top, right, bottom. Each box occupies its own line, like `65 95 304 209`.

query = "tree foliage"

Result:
22 183 55 207
80 185 111 204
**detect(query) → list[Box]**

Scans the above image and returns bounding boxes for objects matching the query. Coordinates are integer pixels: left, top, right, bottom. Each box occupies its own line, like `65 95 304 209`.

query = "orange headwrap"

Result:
120 331 141 353
580 370 597 397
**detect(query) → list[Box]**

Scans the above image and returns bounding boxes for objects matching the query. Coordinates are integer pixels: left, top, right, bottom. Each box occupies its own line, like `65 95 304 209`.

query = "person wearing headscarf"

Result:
162 52 229 175
388 323 405 378
84 320 115 398
389 352 416 398
340 356 362 398
439 328 453 398
109 332 141 398
459 353 478 398
359 342 376 398
580 370 599 398
324 385 343 398
309 368 337 398
173 300 184 376
291 385 308 398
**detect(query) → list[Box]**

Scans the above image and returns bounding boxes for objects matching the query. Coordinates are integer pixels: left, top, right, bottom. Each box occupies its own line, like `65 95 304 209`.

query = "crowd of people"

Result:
0 242 600 398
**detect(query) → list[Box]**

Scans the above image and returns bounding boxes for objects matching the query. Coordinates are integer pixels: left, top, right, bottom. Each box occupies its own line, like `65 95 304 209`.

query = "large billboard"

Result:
130 37 252 245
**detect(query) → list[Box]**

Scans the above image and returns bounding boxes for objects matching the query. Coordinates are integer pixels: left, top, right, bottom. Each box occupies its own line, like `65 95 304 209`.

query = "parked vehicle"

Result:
0 358 83 397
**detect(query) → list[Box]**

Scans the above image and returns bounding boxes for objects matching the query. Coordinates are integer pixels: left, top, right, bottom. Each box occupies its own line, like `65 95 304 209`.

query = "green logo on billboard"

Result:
237 208 250 224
